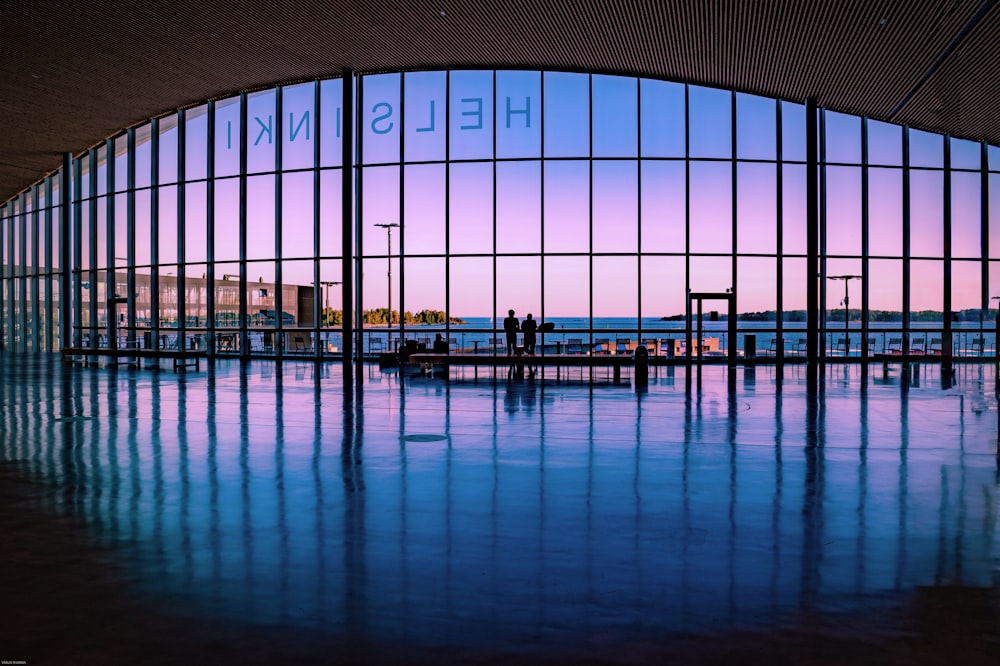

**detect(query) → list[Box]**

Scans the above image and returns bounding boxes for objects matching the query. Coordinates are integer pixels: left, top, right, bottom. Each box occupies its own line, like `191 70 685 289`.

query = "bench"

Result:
62 346 207 371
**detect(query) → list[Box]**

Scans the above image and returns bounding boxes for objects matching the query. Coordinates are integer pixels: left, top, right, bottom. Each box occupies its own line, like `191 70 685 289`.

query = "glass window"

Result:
544 255 590 318
449 257 492 319
640 160 685 254
247 90 277 174
908 129 943 169
736 93 776 161
135 124 153 189
989 144 1000 171
543 72 589 158
404 71 446 162
496 256 540 325
449 70 494 161
496 161 541 254
319 78 344 168
640 78 685 158
360 166 400 257
868 259 902 319
950 138 980 171
403 164 445 256
282 171 314 260
185 105 209 181
951 172 981 259
402 257 445 315
158 185 178 265
737 257 776 314
640 255 686 321
319 169 342 258
736 163 776 254
214 96 241 177
593 255 637 324
592 160 638 253
689 161 731 253
909 170 943 257
781 101 806 162
96 144 108 197
96 198 108 268
282 82 316 171
824 111 861 164
991 173 1000 259
449 162 493 255
689 255 732 293
909 259 942 316
157 115 179 185
544 160 589 254
951 259 980 314
361 73 401 165
185 182 208 264
114 192 128 265
214 178 240 262
114 134 129 193
869 167 903 257
782 164 807 254
592 75 637 158
135 189 152 266
496 70 540 159
689 85 731 159
825 166 861 256
867 119 902 166
247 175 275 260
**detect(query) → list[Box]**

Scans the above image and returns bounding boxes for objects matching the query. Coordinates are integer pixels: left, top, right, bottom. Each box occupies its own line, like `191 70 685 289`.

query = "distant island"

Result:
322 308 465 326
663 308 992 323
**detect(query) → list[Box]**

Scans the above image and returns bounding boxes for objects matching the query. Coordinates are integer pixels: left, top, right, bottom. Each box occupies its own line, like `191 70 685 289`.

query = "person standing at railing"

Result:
522 313 538 355
503 309 520 356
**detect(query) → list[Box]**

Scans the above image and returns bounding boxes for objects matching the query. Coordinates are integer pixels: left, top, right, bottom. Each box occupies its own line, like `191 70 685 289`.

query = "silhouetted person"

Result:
433 333 449 354
503 309 519 356
521 313 538 354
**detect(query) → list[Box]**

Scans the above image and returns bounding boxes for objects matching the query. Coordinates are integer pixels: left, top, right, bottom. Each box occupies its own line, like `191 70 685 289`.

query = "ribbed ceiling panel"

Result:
2 0 999 203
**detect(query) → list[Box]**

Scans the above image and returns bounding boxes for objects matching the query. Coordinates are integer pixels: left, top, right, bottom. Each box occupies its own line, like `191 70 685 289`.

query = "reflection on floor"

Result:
1 355 998 664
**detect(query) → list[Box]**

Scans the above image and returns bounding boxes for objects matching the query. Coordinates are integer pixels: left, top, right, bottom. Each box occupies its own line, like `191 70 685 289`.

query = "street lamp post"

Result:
374 223 400 344
827 275 861 355
318 280 341 326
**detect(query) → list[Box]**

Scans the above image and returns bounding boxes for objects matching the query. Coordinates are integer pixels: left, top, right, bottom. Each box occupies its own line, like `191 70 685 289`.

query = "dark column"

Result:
806 99 820 372
341 68 355 385
60 152 72 350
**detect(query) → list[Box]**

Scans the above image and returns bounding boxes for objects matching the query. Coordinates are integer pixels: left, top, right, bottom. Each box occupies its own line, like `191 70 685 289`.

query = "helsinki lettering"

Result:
224 96 532 149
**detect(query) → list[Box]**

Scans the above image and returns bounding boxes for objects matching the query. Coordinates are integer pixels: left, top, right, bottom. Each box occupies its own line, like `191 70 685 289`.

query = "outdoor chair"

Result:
928 337 942 355
369 337 385 354
835 337 850 356
866 337 877 355
566 337 583 354
886 337 902 354
910 336 926 354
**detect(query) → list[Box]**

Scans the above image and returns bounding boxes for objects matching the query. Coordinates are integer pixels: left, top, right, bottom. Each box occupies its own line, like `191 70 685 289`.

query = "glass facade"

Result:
2 70 999 359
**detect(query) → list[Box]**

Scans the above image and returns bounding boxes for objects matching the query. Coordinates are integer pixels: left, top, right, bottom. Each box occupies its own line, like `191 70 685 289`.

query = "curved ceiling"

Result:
3 0 999 204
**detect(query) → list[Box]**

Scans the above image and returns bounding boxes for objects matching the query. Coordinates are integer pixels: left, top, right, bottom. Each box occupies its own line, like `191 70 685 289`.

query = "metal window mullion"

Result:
44 178 53 350
72 156 83 347
239 94 249 359
943 136 952 357
444 72 452 352
730 90 737 366
31 186 41 351
177 109 187 348
88 150 98 348
818 107 828 359
350 72 362 383
206 101 216 355
19 192 28 352
399 74 406 348
634 76 640 342
312 81 322 362
805 98 819 367
275 87 284 360
901 127 911 349
492 70 498 349
341 70 355 383
150 118 161 346
861 117 870 361
684 84 692 363
588 73 594 347
127 128 136 347
981 141 989 332
775 99 784 366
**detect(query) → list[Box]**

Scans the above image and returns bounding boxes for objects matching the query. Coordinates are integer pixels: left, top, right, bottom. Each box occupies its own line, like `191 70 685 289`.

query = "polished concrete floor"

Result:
1 355 998 664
